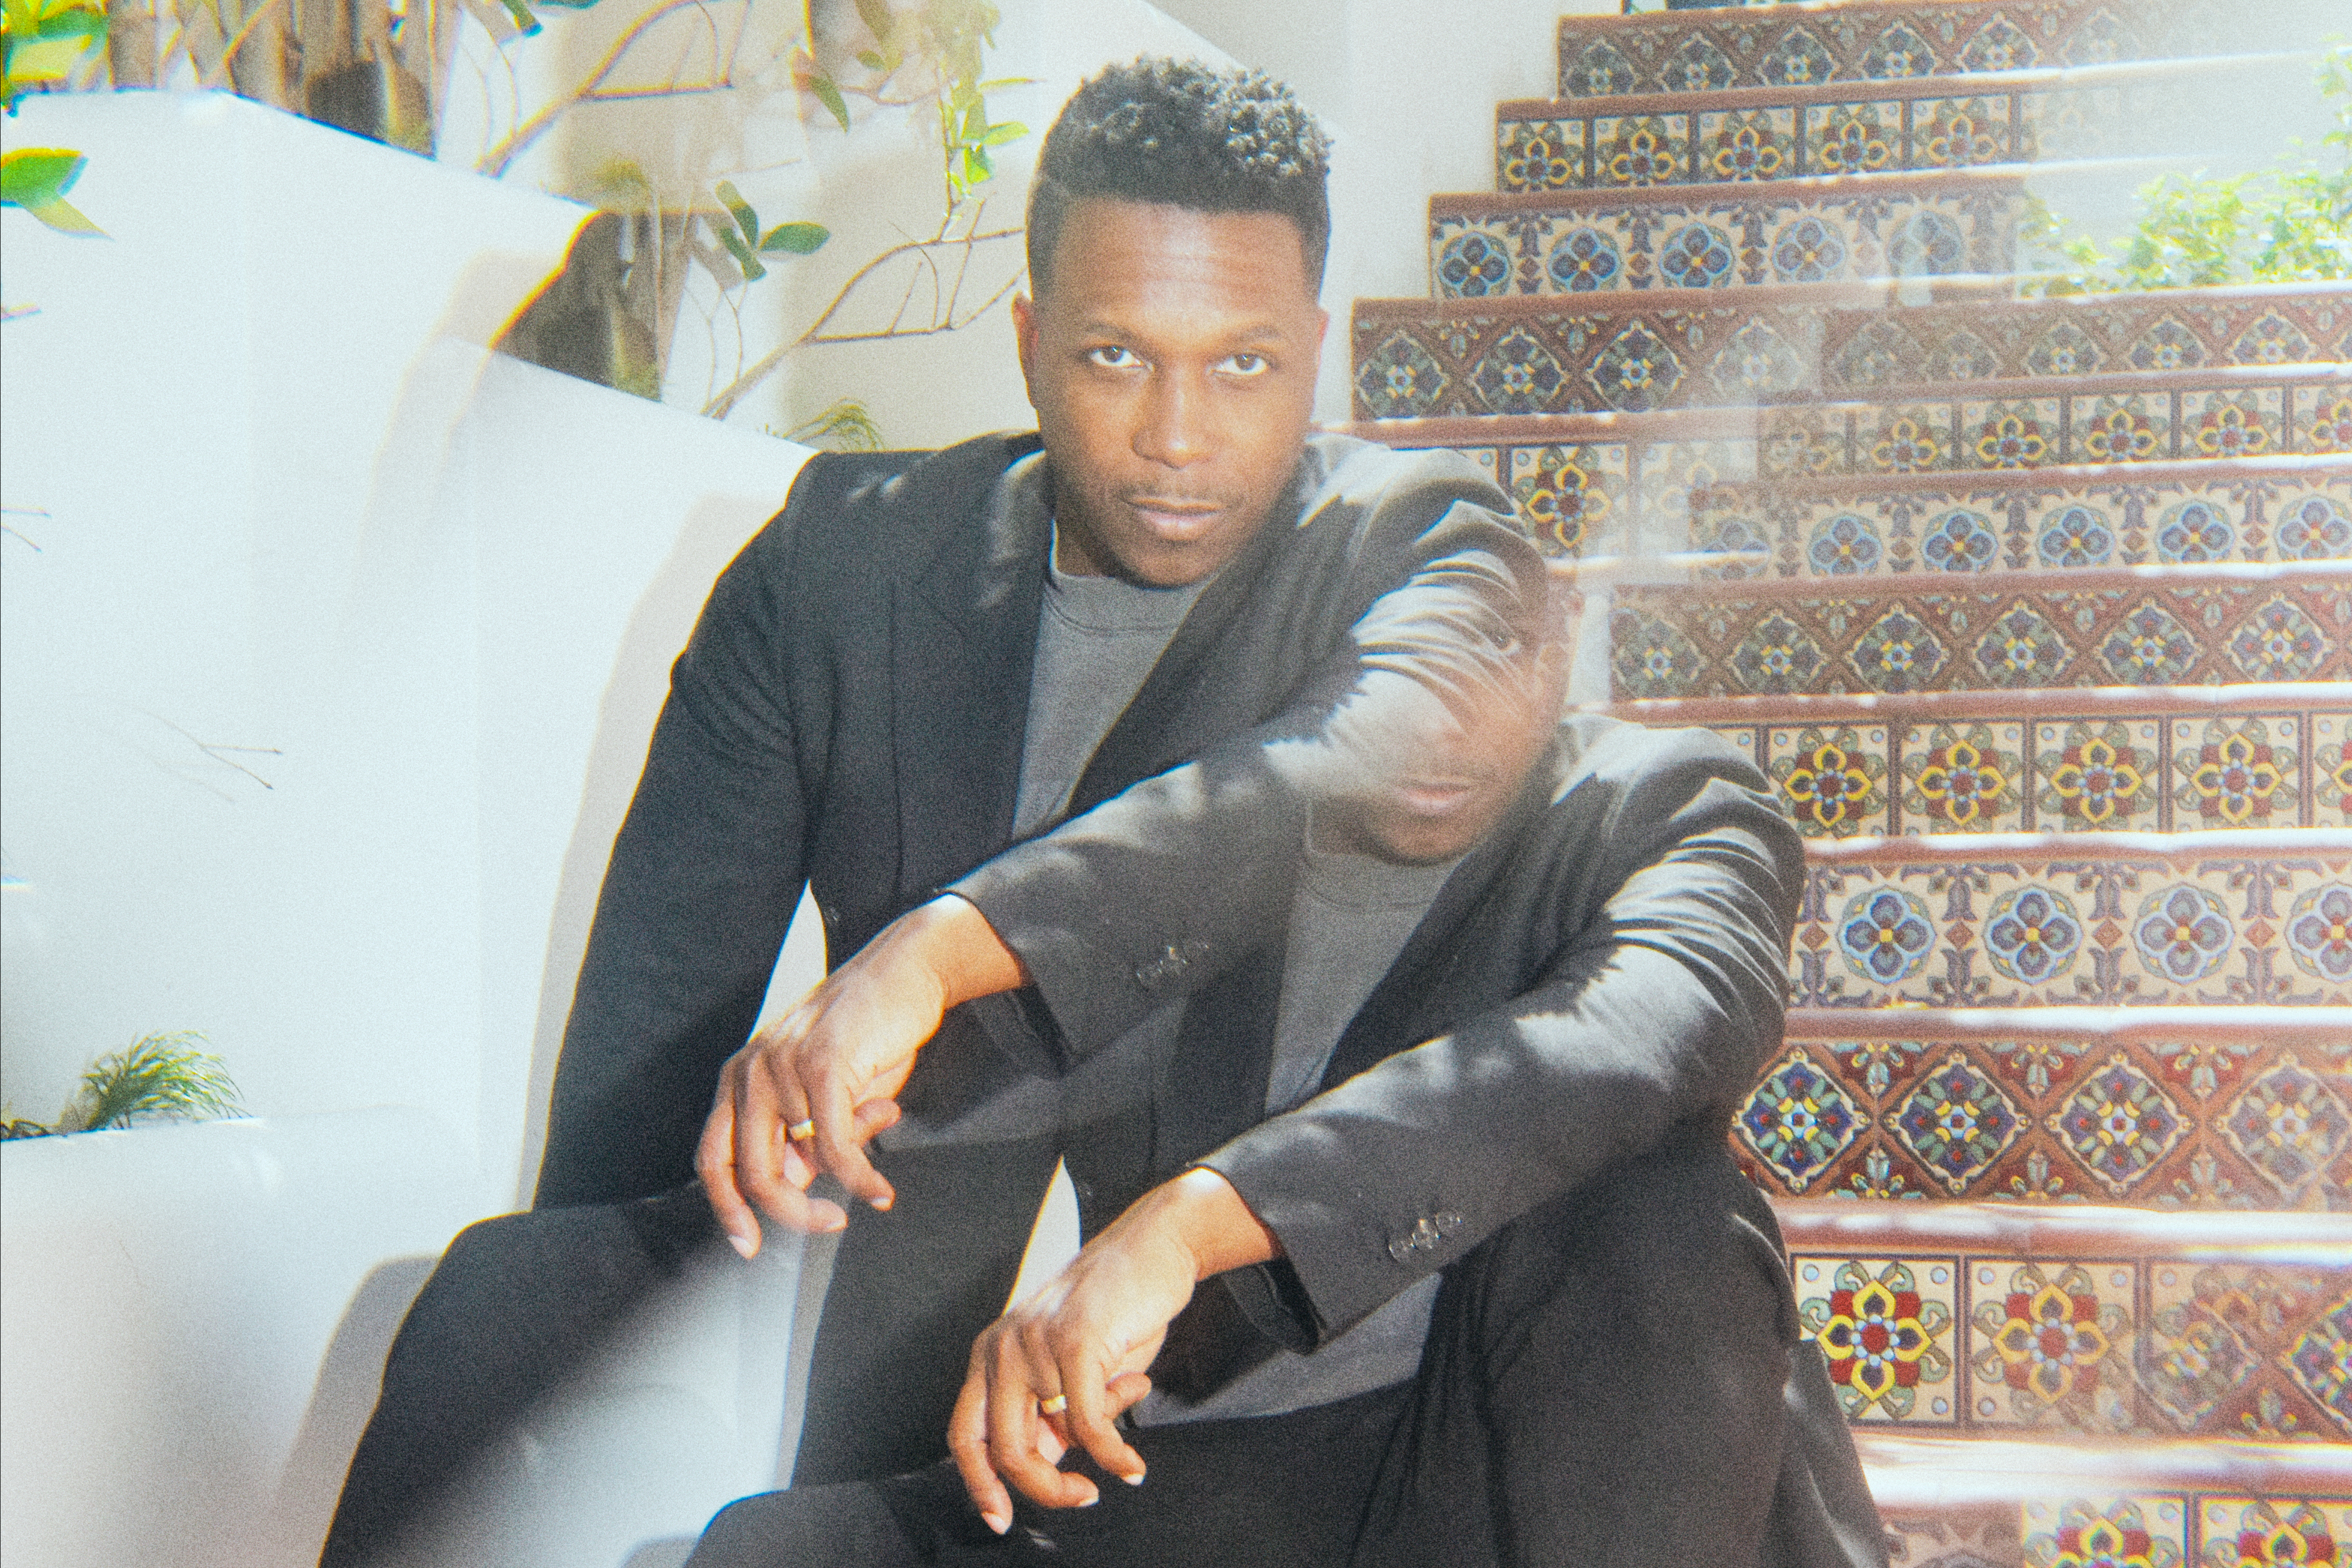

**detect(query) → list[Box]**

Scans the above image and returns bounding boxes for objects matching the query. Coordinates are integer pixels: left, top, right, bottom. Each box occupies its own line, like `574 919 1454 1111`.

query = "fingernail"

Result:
728 1231 756 1259
1121 1472 1145 1486
982 1512 1009 1536
1077 1492 1099 1508
871 1195 893 1212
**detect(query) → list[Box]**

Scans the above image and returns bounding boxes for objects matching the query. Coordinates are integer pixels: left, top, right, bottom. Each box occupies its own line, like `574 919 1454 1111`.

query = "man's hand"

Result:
697 895 1026 1255
949 1168 1281 1534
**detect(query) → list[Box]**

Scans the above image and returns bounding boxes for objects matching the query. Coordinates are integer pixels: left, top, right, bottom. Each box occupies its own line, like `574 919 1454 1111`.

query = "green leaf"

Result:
714 178 759 245
714 218 765 282
808 70 849 132
16 193 102 233
852 0 890 43
854 48 883 70
976 120 1024 147
757 220 828 254
497 0 541 35
4 31 96 83
1 146 84 207
31 3 106 38
977 76 1034 90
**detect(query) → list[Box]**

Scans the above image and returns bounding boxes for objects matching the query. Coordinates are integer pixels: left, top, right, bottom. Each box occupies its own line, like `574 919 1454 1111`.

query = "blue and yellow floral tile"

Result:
1609 581 2352 700
1685 464 2352 578
1789 856 2352 1008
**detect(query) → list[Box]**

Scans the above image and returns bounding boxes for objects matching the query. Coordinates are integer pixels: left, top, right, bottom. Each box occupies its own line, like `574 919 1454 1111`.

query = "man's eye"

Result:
1085 345 1140 369
1220 352 1269 376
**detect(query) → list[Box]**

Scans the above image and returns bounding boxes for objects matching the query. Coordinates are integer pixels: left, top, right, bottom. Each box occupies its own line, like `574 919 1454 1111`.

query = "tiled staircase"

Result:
1340 3 2352 1562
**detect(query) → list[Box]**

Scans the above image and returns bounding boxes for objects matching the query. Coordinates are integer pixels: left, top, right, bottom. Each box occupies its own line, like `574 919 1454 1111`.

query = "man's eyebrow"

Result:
1071 317 1298 346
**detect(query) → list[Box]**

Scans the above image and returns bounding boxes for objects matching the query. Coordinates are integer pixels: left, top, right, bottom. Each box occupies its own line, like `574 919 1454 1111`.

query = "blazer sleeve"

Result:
950 449 1548 1061
532 482 818 1208
1199 730 1804 1344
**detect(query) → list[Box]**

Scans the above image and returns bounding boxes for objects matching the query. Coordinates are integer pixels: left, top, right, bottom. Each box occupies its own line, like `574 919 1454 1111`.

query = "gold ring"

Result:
786 1119 817 1140
1038 1394 1068 1415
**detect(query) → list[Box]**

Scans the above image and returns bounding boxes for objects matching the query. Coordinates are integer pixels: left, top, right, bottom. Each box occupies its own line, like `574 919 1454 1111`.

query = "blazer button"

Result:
1387 1215 1446 1265
1133 942 1206 991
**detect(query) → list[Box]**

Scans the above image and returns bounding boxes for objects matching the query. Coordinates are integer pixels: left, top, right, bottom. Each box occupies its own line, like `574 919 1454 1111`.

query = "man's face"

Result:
1313 658 1564 866
1012 198 1328 587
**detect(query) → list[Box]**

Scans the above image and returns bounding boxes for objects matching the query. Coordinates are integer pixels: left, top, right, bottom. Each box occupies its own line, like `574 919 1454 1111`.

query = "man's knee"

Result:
687 1483 923 1568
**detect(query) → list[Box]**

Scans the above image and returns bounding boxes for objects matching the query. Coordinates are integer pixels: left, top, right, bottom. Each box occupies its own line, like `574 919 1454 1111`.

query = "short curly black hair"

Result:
1026 58 1331 295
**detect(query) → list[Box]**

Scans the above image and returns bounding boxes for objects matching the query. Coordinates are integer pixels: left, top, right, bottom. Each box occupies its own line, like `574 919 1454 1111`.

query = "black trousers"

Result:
322 1135 1882 1568
687 1135 1882 1568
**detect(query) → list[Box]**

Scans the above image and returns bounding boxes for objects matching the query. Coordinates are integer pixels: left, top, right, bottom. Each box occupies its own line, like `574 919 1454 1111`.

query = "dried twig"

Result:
700 214 1021 419
477 0 749 177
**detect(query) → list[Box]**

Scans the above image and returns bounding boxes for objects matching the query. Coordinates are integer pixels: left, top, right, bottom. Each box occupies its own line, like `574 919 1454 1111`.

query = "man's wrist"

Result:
893 895 1030 1009
1158 1167 1283 1281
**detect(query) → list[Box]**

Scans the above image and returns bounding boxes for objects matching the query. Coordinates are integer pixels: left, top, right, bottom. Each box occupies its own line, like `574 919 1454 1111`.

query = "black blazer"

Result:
965 715 1805 1345
535 432 1543 1207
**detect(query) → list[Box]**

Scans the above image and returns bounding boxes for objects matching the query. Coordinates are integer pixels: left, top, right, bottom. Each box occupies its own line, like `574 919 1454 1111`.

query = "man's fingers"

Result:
986 1335 1096 1513
807 1077 896 1212
729 1048 799 1224
1061 1351 1145 1487
949 1367 1017 1535
694 1078 763 1258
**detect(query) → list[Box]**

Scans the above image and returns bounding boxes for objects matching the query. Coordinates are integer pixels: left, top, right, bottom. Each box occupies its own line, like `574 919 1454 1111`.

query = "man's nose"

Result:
1132 369 1209 469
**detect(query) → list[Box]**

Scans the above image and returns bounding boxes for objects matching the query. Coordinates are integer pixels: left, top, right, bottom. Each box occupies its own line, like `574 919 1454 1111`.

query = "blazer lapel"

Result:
1067 461 1316 813
892 434 1047 899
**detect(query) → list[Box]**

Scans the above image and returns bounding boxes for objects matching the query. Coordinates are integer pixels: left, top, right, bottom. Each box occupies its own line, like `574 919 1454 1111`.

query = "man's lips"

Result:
1391 778 1487 816
1123 495 1226 535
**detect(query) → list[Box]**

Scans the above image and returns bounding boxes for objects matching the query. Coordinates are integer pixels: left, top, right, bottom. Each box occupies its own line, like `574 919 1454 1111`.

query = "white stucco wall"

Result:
2 93 830 1568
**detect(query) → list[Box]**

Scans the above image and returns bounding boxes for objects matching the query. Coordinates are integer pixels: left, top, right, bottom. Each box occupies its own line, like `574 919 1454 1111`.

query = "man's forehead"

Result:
1041 198 1316 304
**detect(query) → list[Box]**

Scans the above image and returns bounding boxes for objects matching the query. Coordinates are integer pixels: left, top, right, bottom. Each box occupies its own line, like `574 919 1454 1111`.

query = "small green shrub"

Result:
2025 45 2351 294
1 1032 245 1139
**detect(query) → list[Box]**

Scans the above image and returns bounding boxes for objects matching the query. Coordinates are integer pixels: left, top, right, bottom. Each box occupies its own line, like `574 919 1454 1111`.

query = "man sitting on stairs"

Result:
688 601 1888 1568
325 57 1883 1568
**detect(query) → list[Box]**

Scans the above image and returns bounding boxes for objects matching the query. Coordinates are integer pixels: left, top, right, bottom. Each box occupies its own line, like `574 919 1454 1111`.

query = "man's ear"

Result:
1011 292 1040 407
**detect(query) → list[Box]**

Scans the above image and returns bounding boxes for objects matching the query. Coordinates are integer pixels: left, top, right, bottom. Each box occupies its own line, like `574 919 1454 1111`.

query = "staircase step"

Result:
1751 1197 2352 1444
1865 1439 2351 1568
1607 560 2352 699
1339 368 2352 557
1774 828 2352 1011
1355 282 2352 415
1744 1014 2351 1206
1429 166 2027 299
1585 683 2352 838
1555 1 2209 101
1499 53 2311 192
1784 1005 2350 1044
1678 456 2352 577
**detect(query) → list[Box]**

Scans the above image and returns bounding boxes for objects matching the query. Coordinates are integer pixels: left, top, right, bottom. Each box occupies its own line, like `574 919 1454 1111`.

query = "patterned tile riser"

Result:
1765 385 2352 476
1357 292 2352 411
1355 310 2352 436
1885 1497 2352 1568
1689 474 2352 580
1409 439 1762 559
1703 709 2352 840
1609 581 2352 700
1430 185 2018 298
1556 2 2200 100
1391 445 2352 570
1772 1241 2352 1441
1501 81 2188 192
1783 857 2352 1010
1742 1033 2352 1213
1813 296 2352 396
